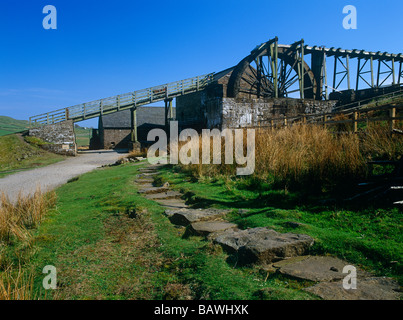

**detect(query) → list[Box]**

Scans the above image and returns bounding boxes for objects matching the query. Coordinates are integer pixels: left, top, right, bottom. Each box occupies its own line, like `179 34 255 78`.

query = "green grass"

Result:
74 125 92 147
2 162 400 300
8 163 315 300
0 116 29 136
156 166 403 285
0 134 66 178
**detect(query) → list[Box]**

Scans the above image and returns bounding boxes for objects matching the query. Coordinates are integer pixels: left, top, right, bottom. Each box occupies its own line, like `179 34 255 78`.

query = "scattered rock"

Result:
153 198 189 209
134 177 155 184
305 277 401 300
145 191 183 200
140 172 159 176
273 255 369 282
139 168 157 173
138 186 169 194
113 158 130 165
189 221 237 237
166 208 227 226
214 227 314 265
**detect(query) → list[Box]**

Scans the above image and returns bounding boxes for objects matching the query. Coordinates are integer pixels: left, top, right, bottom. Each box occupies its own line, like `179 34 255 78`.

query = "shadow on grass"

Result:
156 164 401 216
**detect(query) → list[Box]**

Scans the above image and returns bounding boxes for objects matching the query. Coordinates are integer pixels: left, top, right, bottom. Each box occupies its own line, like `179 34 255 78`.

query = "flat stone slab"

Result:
214 227 314 265
138 165 164 172
138 186 169 194
189 221 237 237
145 191 183 200
154 198 189 209
139 172 159 176
305 277 401 300
138 169 158 173
136 182 154 189
134 177 155 184
166 208 227 226
273 256 369 282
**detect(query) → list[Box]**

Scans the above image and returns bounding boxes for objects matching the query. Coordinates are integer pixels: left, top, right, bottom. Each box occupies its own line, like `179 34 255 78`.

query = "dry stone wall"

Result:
221 97 337 128
28 120 77 156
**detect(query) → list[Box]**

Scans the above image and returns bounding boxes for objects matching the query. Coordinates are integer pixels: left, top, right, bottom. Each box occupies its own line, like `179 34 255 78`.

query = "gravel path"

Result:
0 149 128 202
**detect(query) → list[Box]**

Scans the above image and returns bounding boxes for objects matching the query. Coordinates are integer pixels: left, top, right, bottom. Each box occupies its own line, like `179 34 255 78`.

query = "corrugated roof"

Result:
101 107 176 129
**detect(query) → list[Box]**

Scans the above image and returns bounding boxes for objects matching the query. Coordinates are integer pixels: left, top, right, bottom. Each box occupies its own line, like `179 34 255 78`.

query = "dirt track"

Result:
0 149 128 202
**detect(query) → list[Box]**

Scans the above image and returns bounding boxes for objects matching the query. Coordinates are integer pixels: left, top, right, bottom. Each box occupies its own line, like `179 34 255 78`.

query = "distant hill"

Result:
0 116 29 136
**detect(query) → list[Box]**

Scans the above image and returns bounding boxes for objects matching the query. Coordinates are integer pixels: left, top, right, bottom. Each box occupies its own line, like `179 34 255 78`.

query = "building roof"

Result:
100 106 175 129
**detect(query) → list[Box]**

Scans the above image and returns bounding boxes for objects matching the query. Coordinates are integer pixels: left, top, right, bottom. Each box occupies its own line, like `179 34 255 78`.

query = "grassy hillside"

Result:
0 116 29 136
0 134 66 178
74 125 92 147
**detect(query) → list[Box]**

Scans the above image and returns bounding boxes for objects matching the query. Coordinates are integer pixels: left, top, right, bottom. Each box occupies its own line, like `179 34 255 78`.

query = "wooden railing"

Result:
29 73 215 126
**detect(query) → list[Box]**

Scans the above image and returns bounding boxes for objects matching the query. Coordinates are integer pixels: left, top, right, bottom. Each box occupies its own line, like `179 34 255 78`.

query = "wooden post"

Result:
353 111 358 133
130 107 137 142
164 98 173 136
284 116 288 127
270 120 274 132
169 99 173 121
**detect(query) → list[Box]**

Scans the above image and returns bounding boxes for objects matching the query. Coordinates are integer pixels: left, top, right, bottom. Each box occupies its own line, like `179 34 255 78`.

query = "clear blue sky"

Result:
0 0 401 128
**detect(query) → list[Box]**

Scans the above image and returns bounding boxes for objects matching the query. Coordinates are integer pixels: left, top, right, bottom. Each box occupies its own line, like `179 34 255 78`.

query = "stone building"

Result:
176 68 337 130
92 106 175 149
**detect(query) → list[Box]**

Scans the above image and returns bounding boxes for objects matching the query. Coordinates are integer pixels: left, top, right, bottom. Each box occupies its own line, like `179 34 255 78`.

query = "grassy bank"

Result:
2 162 317 300
179 123 402 196
0 116 29 136
1 160 400 300
0 134 65 178
0 189 56 299
156 165 402 285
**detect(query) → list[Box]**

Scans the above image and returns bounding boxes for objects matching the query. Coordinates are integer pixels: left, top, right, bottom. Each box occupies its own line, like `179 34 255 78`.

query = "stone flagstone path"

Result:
132 161 401 300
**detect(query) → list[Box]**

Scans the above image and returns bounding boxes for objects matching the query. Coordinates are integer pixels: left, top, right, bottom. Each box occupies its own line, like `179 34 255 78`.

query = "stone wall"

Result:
177 85 338 130
176 82 226 130
176 90 206 126
221 98 338 128
28 120 77 156
101 128 131 149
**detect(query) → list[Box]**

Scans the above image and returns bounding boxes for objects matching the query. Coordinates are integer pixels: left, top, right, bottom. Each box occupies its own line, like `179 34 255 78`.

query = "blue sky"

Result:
0 0 402 128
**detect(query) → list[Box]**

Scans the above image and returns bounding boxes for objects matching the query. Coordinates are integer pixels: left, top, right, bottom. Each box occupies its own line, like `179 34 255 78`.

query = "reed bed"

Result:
0 188 56 300
179 124 402 191
0 187 56 243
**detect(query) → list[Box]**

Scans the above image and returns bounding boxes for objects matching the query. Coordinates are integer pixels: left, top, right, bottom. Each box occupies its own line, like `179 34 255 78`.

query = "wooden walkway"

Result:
29 73 214 125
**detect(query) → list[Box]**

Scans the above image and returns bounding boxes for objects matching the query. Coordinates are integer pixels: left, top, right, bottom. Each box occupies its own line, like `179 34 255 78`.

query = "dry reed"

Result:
177 124 400 190
0 266 35 300
0 187 57 243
